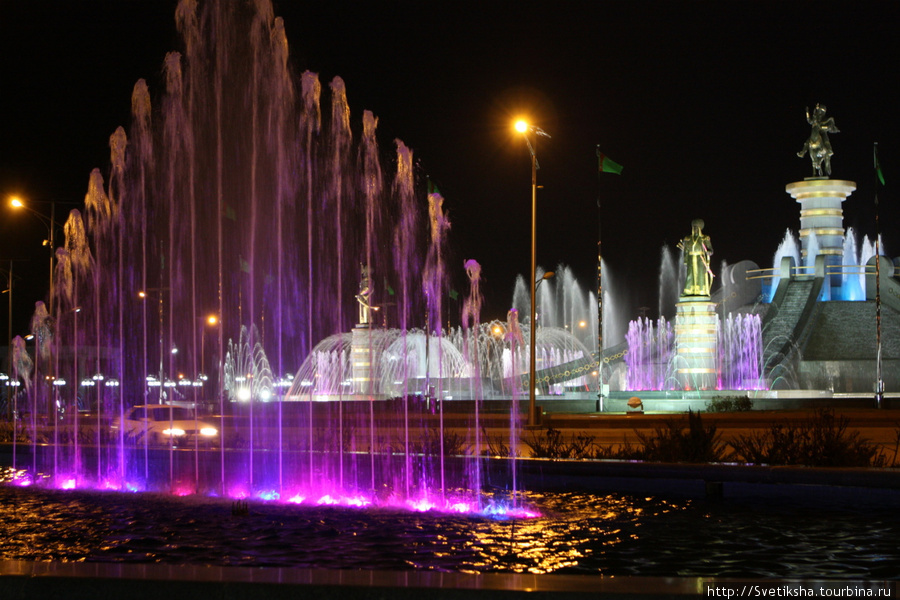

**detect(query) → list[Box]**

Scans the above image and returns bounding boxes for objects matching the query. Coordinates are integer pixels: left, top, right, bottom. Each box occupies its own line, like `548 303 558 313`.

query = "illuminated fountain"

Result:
620 213 889 397
0 0 590 513
2 1 897 513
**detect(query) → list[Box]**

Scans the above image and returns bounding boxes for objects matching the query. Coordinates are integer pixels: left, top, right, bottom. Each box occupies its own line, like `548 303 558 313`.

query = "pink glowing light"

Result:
12 472 33 487
408 498 436 512
448 502 472 513
342 495 372 508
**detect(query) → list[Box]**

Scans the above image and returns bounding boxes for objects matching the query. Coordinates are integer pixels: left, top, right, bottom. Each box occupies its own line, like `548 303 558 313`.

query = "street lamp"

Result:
515 119 551 427
139 288 169 403
9 196 64 319
1 262 13 370
199 314 219 389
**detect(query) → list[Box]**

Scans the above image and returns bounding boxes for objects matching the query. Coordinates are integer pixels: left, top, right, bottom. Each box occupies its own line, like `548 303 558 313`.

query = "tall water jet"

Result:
769 229 801 301
600 259 627 349
624 317 673 391
658 245 679 320
16 0 480 505
461 259 484 502
624 313 764 392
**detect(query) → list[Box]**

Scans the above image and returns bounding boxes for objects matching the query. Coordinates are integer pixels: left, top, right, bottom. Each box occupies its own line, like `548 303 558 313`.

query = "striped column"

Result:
351 325 377 396
675 298 718 391
786 179 856 282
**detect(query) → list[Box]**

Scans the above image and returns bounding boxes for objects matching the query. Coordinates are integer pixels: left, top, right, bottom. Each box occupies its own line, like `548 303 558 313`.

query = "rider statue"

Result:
797 104 840 177
678 219 714 297
355 264 380 326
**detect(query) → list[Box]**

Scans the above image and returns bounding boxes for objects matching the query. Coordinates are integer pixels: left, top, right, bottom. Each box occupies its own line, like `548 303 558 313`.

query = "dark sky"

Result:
2 0 898 342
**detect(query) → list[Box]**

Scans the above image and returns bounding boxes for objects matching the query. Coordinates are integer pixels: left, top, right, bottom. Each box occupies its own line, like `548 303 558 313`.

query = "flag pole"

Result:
595 147 623 411
874 142 884 409
596 146 604 412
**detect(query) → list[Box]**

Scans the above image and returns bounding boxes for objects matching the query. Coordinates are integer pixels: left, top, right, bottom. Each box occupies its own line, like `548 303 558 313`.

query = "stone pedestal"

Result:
351 325 378 396
786 178 856 286
675 298 718 391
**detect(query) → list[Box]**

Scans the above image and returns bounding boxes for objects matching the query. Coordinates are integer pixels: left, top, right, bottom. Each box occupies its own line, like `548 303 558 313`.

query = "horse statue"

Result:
797 104 840 177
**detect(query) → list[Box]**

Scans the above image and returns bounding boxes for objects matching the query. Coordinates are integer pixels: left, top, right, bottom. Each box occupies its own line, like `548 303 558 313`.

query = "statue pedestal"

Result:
675 297 717 391
786 178 855 286
351 325 378 396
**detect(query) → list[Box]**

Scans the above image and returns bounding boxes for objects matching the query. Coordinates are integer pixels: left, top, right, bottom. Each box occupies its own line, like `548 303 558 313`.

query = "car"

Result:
111 404 219 446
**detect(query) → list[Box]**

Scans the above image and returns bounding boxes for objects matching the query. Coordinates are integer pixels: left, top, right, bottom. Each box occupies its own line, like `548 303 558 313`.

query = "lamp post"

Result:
200 314 218 400
515 120 551 427
138 288 169 404
1 262 12 419
9 197 63 320
2 261 12 368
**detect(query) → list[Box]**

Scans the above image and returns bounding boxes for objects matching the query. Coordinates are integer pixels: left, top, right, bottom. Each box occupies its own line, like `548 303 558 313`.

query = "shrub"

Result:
706 395 753 412
480 426 517 458
634 410 725 463
523 427 598 460
730 409 881 467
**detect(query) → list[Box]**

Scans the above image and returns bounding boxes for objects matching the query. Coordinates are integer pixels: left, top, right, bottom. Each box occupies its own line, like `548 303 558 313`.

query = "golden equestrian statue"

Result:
797 103 840 177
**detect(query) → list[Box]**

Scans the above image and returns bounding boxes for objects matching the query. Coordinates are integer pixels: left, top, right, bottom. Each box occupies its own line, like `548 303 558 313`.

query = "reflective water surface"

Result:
2 484 899 578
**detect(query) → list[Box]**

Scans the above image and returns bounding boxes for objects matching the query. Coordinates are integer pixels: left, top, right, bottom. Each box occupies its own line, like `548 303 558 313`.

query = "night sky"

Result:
2 0 898 344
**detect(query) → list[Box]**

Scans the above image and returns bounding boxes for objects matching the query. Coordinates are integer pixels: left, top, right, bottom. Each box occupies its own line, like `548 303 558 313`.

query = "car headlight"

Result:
200 427 218 437
162 428 186 436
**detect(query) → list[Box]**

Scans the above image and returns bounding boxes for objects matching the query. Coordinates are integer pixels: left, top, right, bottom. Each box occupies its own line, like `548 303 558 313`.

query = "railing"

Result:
745 264 876 282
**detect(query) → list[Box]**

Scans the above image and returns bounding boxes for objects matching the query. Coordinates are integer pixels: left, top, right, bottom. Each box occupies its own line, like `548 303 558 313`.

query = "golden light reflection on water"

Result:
449 492 693 574
0 485 698 573
8 485 895 578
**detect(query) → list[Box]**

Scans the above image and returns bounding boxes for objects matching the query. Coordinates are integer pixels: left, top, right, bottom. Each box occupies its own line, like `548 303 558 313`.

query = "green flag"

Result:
875 143 886 186
239 256 250 274
597 150 623 175
224 204 237 220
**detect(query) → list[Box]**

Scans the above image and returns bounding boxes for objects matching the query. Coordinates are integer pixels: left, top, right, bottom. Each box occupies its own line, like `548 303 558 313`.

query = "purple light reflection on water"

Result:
2 483 898 577
3 467 539 519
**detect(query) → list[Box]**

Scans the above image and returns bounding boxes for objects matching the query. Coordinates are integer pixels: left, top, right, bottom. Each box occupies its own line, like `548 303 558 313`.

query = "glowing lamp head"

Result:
206 315 218 326
10 197 24 208
514 120 529 133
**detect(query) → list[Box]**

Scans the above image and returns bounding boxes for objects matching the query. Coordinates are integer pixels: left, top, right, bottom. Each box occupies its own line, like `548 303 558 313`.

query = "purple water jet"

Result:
2 0 546 516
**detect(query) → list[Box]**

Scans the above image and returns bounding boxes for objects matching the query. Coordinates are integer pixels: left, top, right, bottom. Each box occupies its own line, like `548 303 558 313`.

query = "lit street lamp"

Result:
8 196 67 319
199 314 219 393
515 119 551 427
1 262 13 367
138 288 170 403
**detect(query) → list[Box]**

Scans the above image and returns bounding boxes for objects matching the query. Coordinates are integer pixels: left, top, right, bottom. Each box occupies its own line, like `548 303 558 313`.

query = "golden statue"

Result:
678 219 714 297
797 104 840 177
355 265 380 325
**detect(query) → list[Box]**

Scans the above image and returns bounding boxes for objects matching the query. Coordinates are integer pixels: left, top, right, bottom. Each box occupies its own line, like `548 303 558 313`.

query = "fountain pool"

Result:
1 481 898 578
